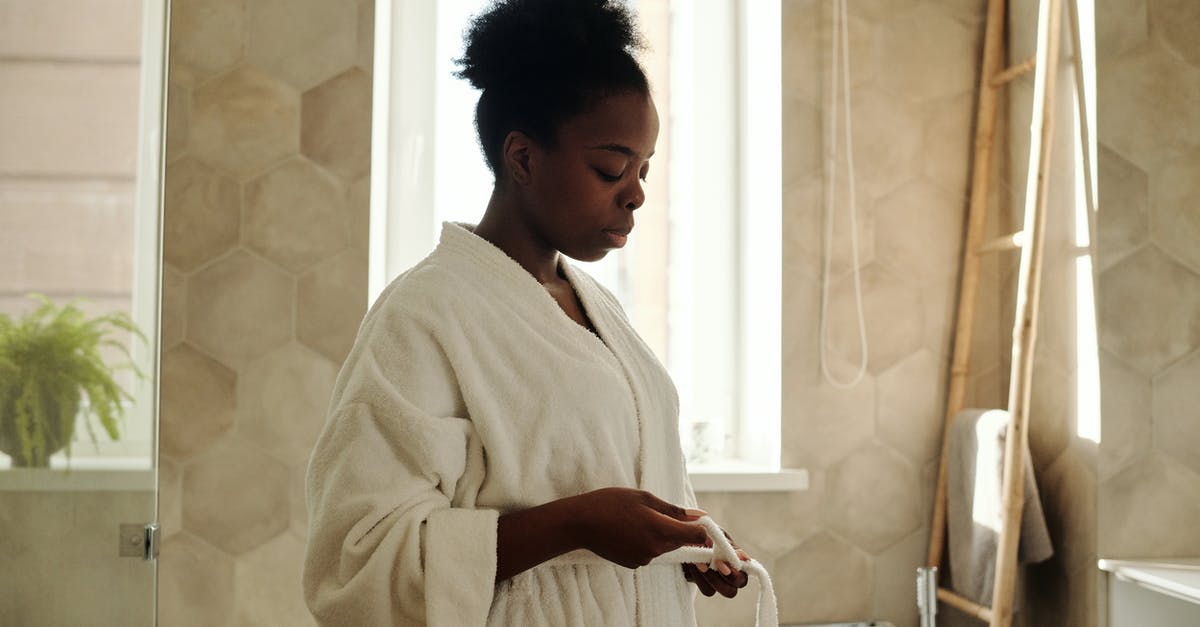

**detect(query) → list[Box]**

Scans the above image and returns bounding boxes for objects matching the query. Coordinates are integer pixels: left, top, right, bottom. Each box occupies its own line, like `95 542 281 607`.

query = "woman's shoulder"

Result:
362 257 474 332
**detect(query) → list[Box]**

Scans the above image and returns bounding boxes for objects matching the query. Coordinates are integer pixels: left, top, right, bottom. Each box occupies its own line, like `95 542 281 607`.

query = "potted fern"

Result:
0 296 145 468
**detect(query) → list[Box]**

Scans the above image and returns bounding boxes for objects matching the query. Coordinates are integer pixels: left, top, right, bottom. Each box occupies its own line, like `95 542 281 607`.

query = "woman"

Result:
303 1 750 624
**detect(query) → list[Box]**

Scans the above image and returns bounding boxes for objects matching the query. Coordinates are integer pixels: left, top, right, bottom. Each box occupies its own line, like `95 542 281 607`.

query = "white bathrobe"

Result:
304 222 700 626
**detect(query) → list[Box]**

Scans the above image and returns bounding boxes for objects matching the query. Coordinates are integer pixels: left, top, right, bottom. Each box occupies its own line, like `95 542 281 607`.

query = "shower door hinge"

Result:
119 522 160 561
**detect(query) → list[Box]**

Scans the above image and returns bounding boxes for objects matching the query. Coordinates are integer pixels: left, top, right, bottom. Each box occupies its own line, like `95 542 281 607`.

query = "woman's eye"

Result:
595 169 622 182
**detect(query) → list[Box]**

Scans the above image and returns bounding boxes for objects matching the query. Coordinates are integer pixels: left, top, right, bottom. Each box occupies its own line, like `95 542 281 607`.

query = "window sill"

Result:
0 456 154 491
687 463 808 493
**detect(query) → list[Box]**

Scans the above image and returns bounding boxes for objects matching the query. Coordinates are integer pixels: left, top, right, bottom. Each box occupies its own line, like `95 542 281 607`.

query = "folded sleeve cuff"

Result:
424 507 500 626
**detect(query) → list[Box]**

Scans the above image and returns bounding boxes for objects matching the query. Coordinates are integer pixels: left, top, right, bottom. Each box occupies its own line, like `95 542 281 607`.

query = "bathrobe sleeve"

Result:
303 300 498 627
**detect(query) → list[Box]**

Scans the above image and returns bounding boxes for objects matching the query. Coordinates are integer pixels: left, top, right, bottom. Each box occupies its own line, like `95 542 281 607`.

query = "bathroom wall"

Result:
1094 0 1200 560
693 1 992 625
157 0 373 624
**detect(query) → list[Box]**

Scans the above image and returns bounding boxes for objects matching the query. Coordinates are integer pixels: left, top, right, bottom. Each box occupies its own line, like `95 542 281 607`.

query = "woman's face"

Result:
522 90 660 262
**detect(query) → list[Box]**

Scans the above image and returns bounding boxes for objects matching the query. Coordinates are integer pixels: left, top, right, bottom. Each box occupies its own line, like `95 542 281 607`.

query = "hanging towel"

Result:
303 222 706 626
946 408 1054 607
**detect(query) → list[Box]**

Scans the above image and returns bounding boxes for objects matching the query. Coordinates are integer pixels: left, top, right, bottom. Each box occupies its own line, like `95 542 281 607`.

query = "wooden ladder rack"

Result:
921 0 1096 625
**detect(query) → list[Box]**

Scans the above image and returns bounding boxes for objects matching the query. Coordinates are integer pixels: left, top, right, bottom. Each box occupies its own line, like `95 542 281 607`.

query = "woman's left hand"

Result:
681 530 751 598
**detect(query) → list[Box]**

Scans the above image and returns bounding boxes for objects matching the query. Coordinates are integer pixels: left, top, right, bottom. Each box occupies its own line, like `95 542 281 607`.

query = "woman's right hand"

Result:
569 487 710 569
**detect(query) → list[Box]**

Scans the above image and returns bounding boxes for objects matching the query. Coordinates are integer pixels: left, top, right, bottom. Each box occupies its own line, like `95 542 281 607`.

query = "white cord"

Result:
819 0 868 389
652 516 778 627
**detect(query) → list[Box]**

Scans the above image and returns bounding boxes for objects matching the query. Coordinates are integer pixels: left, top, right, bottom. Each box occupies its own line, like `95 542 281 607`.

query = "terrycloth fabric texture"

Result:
946 408 1054 607
303 222 701 626
544 515 779 627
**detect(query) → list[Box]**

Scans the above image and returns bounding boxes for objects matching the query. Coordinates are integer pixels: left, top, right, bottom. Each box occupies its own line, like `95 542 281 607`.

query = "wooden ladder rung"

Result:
937 587 996 623
974 230 1025 254
990 55 1037 86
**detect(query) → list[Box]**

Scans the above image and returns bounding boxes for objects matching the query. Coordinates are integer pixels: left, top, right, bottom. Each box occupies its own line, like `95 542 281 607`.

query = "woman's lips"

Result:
603 228 630 247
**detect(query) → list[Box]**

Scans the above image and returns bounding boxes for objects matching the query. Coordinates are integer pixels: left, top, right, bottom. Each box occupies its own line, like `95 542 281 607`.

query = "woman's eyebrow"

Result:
588 143 655 159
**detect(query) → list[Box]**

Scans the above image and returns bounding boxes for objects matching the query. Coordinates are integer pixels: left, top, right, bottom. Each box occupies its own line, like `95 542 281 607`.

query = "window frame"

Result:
369 0 804 492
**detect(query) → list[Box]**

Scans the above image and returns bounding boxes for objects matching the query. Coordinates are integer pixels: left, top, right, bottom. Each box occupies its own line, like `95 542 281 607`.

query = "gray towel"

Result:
946 408 1054 607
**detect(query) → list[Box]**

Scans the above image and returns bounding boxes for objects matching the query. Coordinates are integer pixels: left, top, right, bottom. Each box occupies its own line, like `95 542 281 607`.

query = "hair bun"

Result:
455 0 646 92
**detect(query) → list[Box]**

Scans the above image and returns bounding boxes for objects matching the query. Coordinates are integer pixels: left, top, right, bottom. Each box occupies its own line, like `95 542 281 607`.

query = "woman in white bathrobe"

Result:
303 1 752 624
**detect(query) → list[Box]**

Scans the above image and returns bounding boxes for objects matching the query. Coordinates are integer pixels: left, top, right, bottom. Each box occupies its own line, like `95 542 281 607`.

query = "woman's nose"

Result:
622 179 645 210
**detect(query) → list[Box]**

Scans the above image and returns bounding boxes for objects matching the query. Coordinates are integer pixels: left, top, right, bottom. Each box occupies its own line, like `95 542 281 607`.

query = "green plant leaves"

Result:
0 294 147 468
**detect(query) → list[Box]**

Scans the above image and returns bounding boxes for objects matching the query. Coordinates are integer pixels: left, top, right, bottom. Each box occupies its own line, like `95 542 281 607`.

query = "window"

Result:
370 0 801 487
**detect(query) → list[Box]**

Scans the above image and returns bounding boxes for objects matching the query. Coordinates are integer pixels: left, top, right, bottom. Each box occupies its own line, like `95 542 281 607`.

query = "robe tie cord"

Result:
652 515 779 627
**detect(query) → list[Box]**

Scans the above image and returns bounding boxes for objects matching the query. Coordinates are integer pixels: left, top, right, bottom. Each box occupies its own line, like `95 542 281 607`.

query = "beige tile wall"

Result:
157 0 373 624
1095 0 1200 560
157 2 1199 627
692 2 991 625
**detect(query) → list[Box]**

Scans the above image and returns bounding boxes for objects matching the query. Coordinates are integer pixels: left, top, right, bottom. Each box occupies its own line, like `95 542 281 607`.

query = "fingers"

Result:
640 491 707 521
684 564 718 597
698 567 741 598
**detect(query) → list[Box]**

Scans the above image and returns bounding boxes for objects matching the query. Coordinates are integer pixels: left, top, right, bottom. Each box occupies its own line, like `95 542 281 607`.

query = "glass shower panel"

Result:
0 0 167 624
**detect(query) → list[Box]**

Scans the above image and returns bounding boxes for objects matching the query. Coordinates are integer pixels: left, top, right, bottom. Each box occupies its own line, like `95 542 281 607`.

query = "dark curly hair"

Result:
454 0 650 176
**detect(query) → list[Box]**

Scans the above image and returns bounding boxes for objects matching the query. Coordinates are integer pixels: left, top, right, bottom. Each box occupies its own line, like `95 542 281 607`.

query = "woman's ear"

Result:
501 130 535 186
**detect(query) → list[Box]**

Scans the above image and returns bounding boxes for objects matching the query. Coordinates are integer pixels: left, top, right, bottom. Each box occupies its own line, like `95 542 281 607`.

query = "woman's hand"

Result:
682 530 751 598
569 487 710 569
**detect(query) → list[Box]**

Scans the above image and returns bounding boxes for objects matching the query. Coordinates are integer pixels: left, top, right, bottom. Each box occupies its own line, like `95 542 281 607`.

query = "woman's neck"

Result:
474 191 562 285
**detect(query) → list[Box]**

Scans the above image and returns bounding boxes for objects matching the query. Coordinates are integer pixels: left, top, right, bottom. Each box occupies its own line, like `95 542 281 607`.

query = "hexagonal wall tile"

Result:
928 0 987 27
875 179 965 286
159 343 235 460
1150 0 1200 68
158 532 235 627
782 96 822 178
782 271 822 384
247 0 358 91
1098 40 1200 169
1098 245 1200 375
1099 349 1152 480
1153 349 1200 476
783 171 876 283
782 378 875 469
297 249 368 364
846 0 920 23
878 4 980 104
1041 447 1097 573
236 341 337 468
162 157 240 272
355 0 374 73
1028 349 1073 469
827 441 922 553
183 437 291 555
921 92 976 200
1096 144 1148 271
166 81 190 162
232 533 317 626
244 158 349 273
872 526 928 626
302 68 372 182
847 87 925 199
781 2 877 108
191 65 299 178
1149 150 1200 274
1096 0 1148 60
290 470 308 538
159 456 183 539
877 349 945 464
167 0 245 89
161 265 186 349
1100 452 1200 557
825 264 925 376
187 250 294 368
694 474 824 558
346 176 371 252
775 532 872 624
